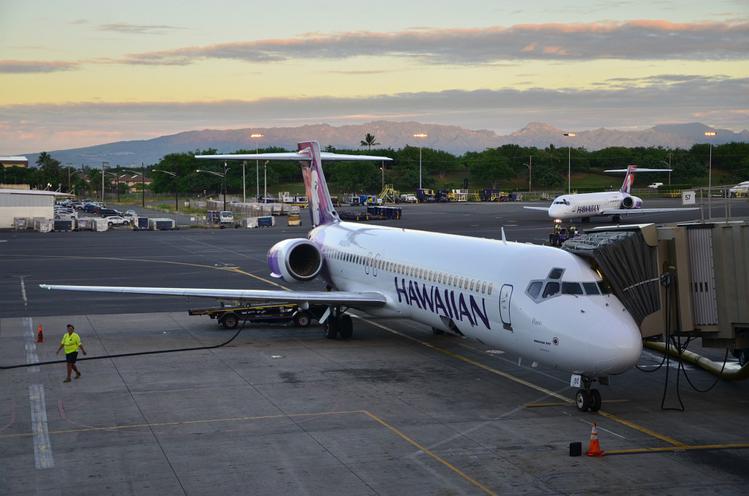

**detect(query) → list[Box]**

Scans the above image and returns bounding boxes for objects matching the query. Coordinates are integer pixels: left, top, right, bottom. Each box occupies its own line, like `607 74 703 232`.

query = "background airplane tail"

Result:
298 141 339 227
620 164 637 194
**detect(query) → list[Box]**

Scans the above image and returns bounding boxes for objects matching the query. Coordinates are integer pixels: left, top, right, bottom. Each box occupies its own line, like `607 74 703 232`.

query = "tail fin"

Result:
620 164 636 194
298 141 339 226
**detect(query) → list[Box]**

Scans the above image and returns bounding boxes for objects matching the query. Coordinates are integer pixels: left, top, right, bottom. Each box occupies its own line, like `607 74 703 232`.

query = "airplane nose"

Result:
597 311 643 374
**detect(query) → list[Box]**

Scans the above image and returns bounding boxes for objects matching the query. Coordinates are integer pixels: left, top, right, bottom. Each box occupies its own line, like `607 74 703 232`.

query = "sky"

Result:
0 0 747 154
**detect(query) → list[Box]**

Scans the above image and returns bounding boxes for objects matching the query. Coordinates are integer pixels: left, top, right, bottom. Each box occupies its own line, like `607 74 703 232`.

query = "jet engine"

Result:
620 195 642 209
267 239 323 282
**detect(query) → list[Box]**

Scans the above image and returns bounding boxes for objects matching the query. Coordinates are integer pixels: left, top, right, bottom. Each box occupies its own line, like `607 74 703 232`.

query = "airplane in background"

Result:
524 164 698 222
41 141 643 412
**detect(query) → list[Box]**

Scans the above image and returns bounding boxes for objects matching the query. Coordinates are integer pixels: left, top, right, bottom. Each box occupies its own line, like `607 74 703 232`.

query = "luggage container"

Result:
149 218 176 230
76 218 96 231
134 217 149 230
53 219 75 232
34 218 53 233
94 218 109 231
13 217 29 231
245 216 275 228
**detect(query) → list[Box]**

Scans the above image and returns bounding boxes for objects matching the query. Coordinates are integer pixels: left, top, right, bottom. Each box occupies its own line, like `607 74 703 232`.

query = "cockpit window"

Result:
598 281 612 294
542 282 560 298
548 268 564 280
527 281 542 299
562 282 583 295
582 282 600 295
553 199 570 205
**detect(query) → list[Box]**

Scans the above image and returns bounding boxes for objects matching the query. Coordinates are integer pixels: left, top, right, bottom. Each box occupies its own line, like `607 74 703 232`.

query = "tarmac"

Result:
2 199 749 495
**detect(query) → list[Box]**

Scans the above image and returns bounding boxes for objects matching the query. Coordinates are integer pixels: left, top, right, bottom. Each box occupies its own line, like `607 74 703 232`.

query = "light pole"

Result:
523 155 533 192
562 132 575 194
241 161 246 203
196 162 229 211
263 160 269 203
153 169 179 211
251 133 263 202
413 132 427 190
101 161 109 203
659 153 672 186
380 161 385 192
705 130 717 218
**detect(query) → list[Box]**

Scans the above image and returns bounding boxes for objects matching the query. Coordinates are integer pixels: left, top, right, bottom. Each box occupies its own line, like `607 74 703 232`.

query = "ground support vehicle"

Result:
189 303 323 329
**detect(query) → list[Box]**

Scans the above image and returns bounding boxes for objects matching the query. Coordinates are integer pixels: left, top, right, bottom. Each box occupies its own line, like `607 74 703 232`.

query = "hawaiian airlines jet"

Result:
524 165 697 222
41 141 643 412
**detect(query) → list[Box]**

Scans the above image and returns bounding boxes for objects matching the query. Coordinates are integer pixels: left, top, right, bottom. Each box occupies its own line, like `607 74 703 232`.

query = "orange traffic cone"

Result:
586 422 605 457
36 324 44 343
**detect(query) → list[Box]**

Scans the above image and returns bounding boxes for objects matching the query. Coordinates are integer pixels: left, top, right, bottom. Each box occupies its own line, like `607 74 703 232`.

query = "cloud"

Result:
120 20 749 65
0 60 80 73
0 75 746 153
98 23 184 35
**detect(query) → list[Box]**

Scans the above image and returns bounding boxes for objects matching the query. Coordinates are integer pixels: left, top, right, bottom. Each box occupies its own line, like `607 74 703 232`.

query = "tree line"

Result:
3 142 748 196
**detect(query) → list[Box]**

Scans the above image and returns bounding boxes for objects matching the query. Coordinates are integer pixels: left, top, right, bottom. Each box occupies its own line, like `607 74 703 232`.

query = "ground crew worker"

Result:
55 324 87 383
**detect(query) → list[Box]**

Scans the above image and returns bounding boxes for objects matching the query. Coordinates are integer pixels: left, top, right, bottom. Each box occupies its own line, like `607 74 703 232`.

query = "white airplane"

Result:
41 141 643 412
524 164 697 222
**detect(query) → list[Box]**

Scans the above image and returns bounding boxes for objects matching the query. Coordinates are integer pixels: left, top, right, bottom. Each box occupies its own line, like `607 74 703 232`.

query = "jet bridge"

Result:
562 220 749 371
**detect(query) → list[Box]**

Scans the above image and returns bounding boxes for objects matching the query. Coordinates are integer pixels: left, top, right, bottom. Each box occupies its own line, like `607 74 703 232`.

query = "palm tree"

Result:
360 133 380 151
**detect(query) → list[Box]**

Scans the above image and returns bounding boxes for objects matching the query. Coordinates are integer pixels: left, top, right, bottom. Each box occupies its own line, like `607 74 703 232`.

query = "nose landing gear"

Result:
575 376 602 412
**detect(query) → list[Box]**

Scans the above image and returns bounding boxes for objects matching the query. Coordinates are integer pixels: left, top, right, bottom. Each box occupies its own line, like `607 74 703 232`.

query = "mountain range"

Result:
23 121 749 166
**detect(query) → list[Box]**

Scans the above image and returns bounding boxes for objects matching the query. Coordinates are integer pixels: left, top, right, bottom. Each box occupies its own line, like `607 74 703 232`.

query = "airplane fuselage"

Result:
310 221 642 377
548 191 642 220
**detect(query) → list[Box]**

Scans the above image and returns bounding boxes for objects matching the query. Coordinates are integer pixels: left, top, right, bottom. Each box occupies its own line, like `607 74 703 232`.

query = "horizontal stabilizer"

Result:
39 284 387 307
604 168 672 173
196 152 392 162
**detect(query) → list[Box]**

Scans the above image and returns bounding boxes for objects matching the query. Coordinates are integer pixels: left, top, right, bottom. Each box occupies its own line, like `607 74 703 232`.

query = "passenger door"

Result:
499 284 513 331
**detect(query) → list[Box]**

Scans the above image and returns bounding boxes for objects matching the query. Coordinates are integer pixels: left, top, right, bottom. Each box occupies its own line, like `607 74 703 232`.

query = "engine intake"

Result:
620 196 635 209
267 239 323 281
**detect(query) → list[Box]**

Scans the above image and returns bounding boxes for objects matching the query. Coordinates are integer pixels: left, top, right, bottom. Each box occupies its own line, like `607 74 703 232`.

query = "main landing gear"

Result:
325 306 353 340
575 376 602 412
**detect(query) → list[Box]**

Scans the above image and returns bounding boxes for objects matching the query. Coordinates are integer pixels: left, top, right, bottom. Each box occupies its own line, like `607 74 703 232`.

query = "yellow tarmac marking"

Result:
229 267 288 290
0 409 496 495
362 410 497 496
597 411 686 447
357 317 688 447
605 443 749 456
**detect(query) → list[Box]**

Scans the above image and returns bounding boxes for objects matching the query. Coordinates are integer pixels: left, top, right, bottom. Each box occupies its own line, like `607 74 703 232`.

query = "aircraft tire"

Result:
590 389 602 412
576 389 592 412
325 316 339 339
293 311 311 328
220 313 239 329
338 314 353 340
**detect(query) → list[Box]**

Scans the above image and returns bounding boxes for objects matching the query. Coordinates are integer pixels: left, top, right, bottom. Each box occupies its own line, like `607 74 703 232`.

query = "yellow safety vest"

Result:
61 332 81 354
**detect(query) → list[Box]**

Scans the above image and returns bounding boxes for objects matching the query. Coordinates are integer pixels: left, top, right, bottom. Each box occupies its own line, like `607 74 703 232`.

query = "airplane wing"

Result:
39 284 387 307
599 207 699 215
523 206 551 212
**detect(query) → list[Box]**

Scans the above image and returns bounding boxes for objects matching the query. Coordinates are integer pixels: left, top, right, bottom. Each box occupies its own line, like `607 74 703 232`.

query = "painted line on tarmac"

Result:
363 410 497 496
19 276 28 308
605 443 749 456
356 316 688 447
0 406 497 495
28 384 54 469
23 317 54 469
